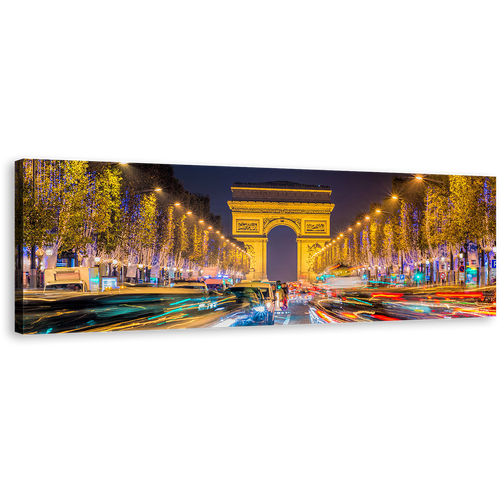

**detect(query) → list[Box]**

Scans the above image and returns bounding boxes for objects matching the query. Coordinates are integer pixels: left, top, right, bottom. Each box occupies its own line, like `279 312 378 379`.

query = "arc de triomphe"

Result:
228 181 335 282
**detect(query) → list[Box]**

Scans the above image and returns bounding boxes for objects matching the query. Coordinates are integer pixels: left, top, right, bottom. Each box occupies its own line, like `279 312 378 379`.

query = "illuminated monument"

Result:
228 181 335 282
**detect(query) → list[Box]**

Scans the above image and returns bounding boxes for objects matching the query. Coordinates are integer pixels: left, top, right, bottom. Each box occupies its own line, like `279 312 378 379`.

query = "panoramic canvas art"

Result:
15 159 496 334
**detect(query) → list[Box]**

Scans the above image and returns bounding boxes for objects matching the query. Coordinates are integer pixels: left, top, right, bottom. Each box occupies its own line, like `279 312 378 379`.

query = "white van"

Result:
43 267 96 292
236 281 275 324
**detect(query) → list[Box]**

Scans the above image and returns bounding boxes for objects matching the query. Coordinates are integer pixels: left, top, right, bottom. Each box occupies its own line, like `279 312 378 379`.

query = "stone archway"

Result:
228 181 335 282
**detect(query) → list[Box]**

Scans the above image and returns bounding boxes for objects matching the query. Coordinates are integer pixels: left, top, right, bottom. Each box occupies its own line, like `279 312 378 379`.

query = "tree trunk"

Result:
30 245 37 288
487 251 491 285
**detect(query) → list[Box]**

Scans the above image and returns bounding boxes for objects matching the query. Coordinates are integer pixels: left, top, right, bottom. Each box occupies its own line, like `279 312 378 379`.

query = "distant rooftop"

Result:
232 181 331 190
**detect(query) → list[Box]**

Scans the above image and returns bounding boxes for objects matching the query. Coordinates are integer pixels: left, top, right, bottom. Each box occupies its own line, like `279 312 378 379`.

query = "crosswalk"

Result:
273 310 291 325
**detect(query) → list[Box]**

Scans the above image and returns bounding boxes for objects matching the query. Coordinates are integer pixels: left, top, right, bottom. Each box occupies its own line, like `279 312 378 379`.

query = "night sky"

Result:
173 164 398 282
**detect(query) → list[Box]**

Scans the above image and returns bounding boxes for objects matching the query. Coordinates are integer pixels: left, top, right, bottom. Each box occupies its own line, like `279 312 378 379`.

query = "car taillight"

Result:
371 314 400 321
315 310 335 323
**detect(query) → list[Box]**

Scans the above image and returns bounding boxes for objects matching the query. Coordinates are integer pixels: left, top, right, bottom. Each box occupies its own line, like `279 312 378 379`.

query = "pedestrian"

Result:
282 292 288 311
276 284 285 310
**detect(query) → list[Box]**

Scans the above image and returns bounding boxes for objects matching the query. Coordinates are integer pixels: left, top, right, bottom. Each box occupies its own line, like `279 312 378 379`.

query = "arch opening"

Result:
266 226 297 282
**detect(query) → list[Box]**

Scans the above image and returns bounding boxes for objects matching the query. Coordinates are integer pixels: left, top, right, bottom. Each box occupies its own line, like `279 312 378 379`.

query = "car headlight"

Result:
254 306 265 313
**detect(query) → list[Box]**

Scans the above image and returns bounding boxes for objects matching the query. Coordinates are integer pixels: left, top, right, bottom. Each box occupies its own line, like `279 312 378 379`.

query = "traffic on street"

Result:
17 278 496 334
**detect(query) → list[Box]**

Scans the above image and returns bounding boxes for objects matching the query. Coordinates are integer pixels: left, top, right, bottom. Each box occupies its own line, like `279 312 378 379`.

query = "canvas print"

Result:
15 159 496 334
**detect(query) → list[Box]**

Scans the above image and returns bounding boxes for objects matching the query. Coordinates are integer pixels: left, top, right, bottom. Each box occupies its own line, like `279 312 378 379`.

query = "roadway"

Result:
16 281 496 334
273 302 311 326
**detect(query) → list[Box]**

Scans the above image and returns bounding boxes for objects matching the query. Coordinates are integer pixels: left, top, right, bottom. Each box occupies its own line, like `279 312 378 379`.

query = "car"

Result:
224 286 270 325
172 280 220 296
231 281 275 324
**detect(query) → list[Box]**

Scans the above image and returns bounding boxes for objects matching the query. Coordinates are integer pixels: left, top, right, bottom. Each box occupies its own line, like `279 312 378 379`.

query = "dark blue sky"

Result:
173 164 398 281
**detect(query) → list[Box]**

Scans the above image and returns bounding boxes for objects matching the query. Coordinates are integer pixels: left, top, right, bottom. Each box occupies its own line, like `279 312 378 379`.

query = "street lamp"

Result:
137 188 163 194
414 175 445 185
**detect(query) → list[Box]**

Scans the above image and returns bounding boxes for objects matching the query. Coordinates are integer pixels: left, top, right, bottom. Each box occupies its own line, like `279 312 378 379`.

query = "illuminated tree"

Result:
82 164 123 263
21 159 60 251
136 193 158 266
173 213 188 271
158 205 175 269
202 230 210 267
483 176 496 248
189 223 204 271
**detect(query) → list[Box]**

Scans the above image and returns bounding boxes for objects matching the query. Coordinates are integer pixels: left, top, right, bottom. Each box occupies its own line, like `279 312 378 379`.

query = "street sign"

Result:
440 272 446 279
459 264 465 272
492 259 496 269
459 272 465 281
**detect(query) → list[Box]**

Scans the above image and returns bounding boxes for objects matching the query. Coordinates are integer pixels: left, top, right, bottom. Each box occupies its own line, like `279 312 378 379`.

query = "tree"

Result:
189 223 204 270
158 205 175 269
21 159 60 251
448 175 486 248
128 193 158 266
89 164 123 257
173 214 188 271
483 176 496 248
